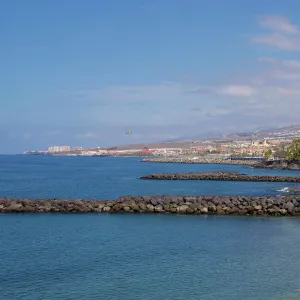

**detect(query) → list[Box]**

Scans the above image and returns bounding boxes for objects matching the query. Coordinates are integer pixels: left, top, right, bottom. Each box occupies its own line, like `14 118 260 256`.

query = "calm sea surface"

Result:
1 155 300 300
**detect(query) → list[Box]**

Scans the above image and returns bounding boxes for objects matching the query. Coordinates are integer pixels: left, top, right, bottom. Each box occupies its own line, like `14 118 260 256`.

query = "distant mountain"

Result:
110 124 300 150
168 124 300 143
165 129 228 143
218 125 300 141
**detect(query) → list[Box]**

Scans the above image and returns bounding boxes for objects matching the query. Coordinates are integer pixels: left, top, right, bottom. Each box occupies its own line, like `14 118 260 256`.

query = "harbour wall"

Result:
142 158 257 166
142 158 300 170
1 195 300 216
140 171 300 182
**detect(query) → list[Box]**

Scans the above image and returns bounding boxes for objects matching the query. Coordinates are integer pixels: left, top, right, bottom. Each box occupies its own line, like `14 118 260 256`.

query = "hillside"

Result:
221 125 300 141
108 124 300 150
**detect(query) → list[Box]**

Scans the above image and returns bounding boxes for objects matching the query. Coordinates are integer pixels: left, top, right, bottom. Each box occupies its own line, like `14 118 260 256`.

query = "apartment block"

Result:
48 146 71 153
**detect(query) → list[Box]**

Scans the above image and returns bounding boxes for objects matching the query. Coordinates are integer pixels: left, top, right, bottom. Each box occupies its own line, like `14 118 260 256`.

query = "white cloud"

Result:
272 69 300 81
251 57 300 87
66 58 300 134
282 60 300 68
252 34 300 51
259 15 299 35
57 15 300 142
252 15 300 51
278 88 300 95
217 85 257 97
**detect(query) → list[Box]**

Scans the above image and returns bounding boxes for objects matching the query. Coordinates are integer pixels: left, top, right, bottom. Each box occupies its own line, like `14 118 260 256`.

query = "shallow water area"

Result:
1 214 300 300
1 155 300 299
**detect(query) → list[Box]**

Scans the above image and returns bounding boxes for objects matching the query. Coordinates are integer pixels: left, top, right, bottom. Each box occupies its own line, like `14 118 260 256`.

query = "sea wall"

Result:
253 160 300 170
140 171 300 182
142 158 300 170
1 196 300 216
142 158 257 166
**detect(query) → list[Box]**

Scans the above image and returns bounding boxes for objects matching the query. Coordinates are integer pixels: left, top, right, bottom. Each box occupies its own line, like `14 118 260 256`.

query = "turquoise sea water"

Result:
0 155 299 199
1 155 300 300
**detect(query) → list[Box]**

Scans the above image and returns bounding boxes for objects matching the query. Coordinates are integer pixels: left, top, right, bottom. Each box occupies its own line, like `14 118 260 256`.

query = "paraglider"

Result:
126 131 132 135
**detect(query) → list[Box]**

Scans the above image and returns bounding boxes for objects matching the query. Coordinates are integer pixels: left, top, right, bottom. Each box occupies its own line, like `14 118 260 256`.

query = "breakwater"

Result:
142 157 257 166
1 196 300 216
140 171 300 182
253 160 300 170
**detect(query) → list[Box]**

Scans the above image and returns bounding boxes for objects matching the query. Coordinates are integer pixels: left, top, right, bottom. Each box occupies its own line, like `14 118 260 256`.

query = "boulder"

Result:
283 202 295 212
154 205 164 212
200 207 208 214
7 203 23 211
138 202 147 210
186 207 195 214
254 205 263 210
177 205 189 213
102 206 111 212
208 205 216 212
163 204 171 211
0 195 300 217
216 206 225 215
146 204 155 211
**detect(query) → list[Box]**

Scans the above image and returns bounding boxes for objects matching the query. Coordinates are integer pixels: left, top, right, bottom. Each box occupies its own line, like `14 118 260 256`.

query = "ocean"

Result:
0 155 299 199
1 155 300 300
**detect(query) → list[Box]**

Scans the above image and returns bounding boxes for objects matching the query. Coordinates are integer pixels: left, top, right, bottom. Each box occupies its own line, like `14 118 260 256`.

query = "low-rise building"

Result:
48 146 71 153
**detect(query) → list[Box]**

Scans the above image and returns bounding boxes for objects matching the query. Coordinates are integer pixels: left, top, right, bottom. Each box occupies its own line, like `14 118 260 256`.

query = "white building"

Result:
48 146 71 153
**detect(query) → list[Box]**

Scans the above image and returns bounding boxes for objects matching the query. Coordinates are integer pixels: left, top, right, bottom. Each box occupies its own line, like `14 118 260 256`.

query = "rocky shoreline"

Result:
253 160 300 170
142 158 300 170
142 157 257 166
1 195 300 216
140 171 300 182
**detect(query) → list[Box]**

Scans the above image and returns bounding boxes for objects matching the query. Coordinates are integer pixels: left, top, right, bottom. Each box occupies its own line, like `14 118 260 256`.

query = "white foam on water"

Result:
277 187 290 192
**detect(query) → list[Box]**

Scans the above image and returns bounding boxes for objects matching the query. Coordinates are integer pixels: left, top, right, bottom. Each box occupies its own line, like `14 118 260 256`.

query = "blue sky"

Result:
1 0 300 153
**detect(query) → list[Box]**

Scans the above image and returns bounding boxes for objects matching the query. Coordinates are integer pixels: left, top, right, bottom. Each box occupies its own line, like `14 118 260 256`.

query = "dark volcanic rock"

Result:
140 171 300 182
1 196 300 217
253 160 300 171
142 158 257 166
142 158 300 170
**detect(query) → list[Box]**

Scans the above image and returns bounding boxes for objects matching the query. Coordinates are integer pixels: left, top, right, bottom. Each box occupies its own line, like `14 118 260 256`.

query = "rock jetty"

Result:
142 157 257 166
140 171 300 182
1 196 300 216
253 160 300 171
143 158 300 170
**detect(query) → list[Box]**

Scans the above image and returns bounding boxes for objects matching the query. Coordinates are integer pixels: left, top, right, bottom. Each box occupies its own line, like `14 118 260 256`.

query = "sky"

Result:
1 0 300 153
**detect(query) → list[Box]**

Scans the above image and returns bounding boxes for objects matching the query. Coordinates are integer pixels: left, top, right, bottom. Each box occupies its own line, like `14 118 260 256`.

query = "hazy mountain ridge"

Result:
181 125 300 142
112 124 300 150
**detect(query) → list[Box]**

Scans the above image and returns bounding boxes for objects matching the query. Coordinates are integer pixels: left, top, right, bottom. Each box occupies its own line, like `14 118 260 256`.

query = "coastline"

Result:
142 157 258 166
1 195 300 216
142 157 300 170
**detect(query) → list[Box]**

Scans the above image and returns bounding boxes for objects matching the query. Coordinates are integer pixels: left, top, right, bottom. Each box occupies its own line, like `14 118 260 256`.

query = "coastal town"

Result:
24 128 300 160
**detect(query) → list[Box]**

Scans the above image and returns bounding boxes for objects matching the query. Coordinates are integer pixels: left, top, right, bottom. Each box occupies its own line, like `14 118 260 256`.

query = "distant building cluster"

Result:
29 138 296 158
48 146 71 153
24 125 300 158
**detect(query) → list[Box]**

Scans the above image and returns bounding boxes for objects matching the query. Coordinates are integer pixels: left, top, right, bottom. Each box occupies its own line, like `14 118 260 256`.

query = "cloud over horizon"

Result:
1 4 300 153
8 50 300 152
252 15 300 50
